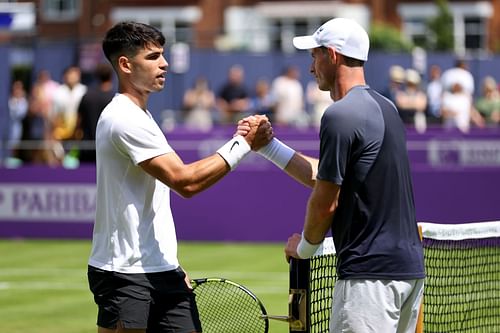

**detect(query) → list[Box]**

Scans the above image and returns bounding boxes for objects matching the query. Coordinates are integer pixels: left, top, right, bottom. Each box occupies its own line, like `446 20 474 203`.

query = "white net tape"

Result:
313 237 335 256
419 221 500 240
312 220 500 257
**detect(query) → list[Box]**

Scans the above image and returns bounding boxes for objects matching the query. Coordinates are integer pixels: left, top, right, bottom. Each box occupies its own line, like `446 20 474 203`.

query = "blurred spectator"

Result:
182 76 216 131
216 65 250 124
306 80 332 128
426 64 443 124
441 59 474 96
271 65 306 126
248 78 276 121
475 76 500 126
440 58 484 133
33 69 59 112
7 80 29 158
77 63 115 162
395 69 427 133
383 65 405 108
20 84 64 165
441 82 484 133
51 66 87 140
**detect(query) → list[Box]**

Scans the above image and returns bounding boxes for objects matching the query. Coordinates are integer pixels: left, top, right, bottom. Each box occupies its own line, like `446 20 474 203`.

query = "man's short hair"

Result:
343 55 365 67
319 46 365 67
102 21 165 66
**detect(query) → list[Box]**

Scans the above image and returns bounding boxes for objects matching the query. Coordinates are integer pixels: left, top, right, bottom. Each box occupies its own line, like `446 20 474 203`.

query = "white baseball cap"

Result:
293 18 369 61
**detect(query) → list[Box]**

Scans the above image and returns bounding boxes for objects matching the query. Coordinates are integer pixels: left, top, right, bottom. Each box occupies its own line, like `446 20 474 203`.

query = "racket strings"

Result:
194 280 267 333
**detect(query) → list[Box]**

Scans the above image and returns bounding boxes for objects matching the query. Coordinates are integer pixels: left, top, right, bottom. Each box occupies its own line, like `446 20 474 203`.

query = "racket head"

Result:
191 277 269 333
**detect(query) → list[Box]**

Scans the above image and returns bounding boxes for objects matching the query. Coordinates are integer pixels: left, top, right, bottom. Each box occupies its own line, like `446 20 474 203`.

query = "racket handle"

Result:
260 314 292 322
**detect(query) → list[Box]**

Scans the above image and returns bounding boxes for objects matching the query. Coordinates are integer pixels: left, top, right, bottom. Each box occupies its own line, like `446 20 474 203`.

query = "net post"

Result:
415 223 424 333
289 258 310 332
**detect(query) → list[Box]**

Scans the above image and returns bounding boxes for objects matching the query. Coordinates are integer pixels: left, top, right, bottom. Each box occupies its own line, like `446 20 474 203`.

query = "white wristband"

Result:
217 135 251 170
296 232 321 259
257 138 295 169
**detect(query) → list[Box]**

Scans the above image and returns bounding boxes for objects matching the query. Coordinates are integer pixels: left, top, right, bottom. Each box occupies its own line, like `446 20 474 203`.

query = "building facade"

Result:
1 0 498 55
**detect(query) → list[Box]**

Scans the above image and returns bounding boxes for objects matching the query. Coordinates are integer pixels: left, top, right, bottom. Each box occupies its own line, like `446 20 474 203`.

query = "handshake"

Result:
216 114 296 171
235 114 274 151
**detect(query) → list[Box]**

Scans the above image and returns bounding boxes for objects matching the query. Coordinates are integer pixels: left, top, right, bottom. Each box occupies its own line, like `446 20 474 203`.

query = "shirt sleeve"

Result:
111 115 173 165
317 106 355 185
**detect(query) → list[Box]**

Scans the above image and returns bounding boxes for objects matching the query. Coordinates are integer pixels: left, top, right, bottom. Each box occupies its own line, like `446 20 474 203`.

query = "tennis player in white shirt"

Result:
87 21 272 333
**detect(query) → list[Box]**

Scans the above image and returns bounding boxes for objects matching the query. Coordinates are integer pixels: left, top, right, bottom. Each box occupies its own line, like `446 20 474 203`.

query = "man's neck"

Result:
119 89 149 111
118 79 150 110
333 67 366 101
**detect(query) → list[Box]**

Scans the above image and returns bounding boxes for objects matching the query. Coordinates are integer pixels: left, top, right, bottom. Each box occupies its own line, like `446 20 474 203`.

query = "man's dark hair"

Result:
319 46 365 67
343 56 364 67
102 21 165 66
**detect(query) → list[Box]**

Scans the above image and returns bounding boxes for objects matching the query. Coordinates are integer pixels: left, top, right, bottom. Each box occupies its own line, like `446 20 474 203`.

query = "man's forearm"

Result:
283 153 319 189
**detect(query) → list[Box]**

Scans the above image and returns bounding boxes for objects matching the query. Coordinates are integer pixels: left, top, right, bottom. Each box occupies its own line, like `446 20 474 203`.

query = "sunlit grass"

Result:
0 239 290 333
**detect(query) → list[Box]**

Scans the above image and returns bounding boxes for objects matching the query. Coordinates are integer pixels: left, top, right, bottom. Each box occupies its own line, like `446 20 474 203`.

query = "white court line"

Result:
188 271 288 281
0 281 286 294
0 268 288 294
0 268 288 281
0 268 83 276
0 281 87 290
0 269 288 293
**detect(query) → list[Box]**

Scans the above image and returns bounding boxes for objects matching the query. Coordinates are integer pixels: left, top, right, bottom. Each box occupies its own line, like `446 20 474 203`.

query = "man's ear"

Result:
118 55 132 74
327 47 337 64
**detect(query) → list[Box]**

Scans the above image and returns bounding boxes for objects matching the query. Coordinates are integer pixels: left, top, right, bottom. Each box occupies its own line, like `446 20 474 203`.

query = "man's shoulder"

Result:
328 87 374 114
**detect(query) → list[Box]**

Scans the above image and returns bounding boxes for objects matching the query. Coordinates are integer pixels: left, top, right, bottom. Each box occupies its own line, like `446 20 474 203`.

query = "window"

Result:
265 17 328 52
464 17 486 50
242 2 369 52
402 18 428 48
111 7 200 45
42 0 80 21
398 2 492 53
174 21 192 44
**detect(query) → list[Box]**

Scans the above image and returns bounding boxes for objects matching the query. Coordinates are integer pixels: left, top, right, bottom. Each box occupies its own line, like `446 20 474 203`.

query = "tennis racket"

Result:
191 277 270 332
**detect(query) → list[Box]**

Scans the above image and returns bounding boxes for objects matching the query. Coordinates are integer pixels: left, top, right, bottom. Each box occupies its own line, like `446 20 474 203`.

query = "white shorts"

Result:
330 278 424 333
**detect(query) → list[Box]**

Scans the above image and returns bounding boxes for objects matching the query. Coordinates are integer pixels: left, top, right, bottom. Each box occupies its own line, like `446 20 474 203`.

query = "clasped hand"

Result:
236 115 273 150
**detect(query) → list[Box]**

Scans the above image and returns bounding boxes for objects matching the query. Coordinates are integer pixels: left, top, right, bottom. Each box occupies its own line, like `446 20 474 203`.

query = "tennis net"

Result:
288 221 500 333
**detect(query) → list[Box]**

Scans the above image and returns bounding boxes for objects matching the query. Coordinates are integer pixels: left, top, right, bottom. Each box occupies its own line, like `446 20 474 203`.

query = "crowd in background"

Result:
4 58 500 167
384 59 500 134
181 64 319 131
5 64 114 167
181 60 500 134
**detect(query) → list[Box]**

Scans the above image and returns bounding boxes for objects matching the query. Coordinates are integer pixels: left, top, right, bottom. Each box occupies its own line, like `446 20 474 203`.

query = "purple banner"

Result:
1 126 499 241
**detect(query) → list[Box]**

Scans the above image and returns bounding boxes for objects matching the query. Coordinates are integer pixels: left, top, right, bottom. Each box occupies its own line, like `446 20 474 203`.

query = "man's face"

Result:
127 45 168 93
65 67 81 88
310 47 336 92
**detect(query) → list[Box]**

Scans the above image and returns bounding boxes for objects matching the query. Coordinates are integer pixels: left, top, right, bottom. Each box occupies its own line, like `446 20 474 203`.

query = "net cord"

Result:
419 221 500 240
313 221 500 257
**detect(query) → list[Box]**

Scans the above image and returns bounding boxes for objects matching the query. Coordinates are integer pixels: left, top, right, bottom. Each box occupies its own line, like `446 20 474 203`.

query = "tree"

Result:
369 22 413 52
427 0 454 51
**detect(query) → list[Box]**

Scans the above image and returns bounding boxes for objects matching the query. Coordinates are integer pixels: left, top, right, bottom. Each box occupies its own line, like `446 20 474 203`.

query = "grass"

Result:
0 239 290 333
4 238 500 332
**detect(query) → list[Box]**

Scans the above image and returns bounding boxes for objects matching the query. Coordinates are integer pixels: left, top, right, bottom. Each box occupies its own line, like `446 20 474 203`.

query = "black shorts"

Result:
88 265 202 333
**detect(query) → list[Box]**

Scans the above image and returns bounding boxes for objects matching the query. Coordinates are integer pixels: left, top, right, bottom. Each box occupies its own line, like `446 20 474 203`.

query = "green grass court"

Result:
0 240 290 333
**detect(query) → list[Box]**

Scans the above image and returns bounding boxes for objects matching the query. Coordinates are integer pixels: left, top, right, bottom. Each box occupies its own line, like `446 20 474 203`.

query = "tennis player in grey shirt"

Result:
239 17 425 333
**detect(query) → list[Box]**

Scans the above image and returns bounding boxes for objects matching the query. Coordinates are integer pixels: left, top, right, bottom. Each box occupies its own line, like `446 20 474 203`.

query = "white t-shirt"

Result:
51 83 87 137
88 94 178 273
441 67 474 96
442 91 472 133
271 76 305 124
